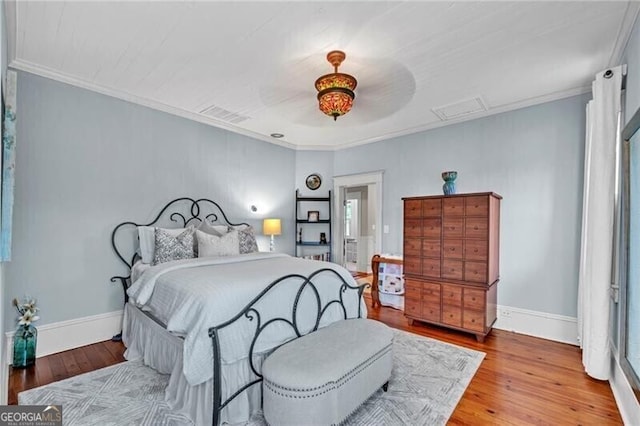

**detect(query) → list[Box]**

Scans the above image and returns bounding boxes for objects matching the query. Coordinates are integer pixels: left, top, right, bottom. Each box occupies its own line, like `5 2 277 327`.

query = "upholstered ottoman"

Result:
262 318 393 426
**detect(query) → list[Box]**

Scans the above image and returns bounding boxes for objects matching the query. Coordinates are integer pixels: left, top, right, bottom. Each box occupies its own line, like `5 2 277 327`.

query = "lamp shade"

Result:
315 51 357 121
263 218 282 236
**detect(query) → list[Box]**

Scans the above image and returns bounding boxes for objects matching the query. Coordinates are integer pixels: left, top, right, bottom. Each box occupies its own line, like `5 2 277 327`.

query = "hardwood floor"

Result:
8 339 125 405
8 296 623 425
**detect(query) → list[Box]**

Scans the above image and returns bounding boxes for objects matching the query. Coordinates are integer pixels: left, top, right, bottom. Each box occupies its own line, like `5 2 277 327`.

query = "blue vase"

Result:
13 324 37 368
442 171 458 195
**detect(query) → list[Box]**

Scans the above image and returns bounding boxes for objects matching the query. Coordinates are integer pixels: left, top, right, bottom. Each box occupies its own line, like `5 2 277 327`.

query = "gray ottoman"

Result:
262 318 393 426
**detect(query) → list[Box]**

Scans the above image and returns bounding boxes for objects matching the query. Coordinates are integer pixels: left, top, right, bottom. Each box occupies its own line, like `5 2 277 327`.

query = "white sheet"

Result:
130 259 151 283
127 253 366 386
123 303 260 425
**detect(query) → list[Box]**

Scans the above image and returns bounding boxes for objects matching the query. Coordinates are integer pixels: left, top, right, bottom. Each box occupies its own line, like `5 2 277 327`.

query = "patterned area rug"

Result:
19 329 484 426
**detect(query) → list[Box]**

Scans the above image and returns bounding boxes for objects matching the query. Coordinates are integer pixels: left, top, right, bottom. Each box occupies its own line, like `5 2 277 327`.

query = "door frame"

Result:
332 171 383 267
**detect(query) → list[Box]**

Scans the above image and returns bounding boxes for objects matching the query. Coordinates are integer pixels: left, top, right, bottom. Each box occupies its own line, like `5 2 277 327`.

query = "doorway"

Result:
333 172 383 274
344 188 365 273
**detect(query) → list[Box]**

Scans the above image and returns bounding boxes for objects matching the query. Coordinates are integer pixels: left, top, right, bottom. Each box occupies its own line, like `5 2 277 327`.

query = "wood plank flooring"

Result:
8 339 125 405
8 296 623 424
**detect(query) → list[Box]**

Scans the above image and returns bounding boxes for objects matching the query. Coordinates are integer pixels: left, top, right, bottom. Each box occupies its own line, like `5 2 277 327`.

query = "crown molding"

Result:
299 85 591 152
8 59 297 150
3 1 17 67
609 0 640 67
11 58 590 153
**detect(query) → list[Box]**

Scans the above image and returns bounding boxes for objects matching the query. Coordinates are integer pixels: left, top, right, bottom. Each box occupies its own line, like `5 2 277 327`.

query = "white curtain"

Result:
578 66 623 380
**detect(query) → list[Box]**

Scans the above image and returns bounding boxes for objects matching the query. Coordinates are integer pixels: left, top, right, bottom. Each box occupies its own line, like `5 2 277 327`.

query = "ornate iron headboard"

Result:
208 268 367 426
110 197 248 303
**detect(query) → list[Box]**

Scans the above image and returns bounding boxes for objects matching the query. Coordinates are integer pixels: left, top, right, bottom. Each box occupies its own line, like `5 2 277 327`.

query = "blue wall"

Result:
5 72 295 329
625 13 640 126
6 69 591 329
333 95 588 317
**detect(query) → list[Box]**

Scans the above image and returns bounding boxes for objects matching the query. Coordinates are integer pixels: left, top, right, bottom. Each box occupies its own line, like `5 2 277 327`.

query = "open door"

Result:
333 172 383 273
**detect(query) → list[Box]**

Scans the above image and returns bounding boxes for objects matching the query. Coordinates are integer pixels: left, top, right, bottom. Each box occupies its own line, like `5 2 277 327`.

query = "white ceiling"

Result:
6 1 639 150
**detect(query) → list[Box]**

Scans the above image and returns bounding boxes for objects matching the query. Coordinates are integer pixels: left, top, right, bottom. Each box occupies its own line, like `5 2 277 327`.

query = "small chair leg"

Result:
382 381 389 392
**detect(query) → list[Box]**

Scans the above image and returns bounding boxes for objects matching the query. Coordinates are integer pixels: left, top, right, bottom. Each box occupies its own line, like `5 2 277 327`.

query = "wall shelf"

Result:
295 189 332 261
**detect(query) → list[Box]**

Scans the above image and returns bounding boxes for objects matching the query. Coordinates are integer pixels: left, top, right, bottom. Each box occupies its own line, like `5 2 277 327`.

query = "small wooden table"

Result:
370 254 403 308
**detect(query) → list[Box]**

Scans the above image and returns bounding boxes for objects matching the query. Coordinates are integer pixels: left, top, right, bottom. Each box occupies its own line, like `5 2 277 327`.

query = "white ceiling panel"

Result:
9 1 638 149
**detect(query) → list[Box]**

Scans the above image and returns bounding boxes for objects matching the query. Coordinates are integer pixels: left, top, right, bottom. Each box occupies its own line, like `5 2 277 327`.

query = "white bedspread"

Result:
127 253 366 386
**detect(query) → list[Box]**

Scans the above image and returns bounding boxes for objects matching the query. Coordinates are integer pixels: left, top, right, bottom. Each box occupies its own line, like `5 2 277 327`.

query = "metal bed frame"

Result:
109 197 368 426
110 197 248 303
208 267 366 425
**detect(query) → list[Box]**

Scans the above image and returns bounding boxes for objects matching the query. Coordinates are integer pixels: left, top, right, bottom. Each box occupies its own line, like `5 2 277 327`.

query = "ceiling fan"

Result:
258 53 416 127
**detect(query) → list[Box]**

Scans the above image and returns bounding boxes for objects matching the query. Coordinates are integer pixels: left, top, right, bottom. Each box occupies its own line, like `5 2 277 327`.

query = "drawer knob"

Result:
474 249 478 253
474 226 479 230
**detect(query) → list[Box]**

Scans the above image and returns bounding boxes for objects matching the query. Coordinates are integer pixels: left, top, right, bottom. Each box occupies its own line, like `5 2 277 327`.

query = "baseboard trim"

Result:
610 346 640 424
5 310 123 364
494 304 578 345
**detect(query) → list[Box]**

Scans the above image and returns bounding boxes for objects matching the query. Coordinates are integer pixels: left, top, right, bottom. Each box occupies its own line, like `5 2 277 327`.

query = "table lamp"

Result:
263 218 282 252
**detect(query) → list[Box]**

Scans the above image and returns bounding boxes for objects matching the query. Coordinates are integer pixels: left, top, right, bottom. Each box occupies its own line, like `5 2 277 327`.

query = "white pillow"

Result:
196 229 240 258
198 220 229 236
137 226 156 264
138 226 193 264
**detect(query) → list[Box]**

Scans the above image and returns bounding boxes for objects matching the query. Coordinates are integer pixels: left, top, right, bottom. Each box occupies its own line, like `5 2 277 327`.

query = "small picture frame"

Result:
307 211 320 222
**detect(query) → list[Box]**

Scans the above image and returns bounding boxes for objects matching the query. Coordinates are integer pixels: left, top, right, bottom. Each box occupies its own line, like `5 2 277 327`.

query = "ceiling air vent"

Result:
432 96 488 121
200 105 250 124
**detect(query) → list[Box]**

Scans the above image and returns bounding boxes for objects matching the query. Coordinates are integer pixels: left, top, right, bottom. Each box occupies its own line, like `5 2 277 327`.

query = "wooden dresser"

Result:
402 192 501 342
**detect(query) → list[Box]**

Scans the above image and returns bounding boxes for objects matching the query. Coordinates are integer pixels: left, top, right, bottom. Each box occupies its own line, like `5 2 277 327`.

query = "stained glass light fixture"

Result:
314 51 357 121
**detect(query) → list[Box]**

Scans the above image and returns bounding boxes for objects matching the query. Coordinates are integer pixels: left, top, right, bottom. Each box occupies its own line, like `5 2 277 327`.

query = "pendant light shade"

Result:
314 51 357 121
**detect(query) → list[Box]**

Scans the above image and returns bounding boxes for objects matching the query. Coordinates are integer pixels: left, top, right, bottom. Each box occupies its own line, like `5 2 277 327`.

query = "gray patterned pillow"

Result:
153 227 195 265
237 226 259 254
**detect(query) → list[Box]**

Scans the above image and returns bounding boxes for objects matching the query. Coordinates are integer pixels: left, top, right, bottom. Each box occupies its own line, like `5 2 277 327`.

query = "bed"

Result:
110 198 367 425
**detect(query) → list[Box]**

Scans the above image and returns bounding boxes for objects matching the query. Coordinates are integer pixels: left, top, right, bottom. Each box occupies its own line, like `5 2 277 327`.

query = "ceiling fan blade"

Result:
258 55 417 126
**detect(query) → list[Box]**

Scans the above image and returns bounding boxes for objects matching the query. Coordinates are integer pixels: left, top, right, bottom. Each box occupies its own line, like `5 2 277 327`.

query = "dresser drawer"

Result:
404 218 422 237
442 305 462 327
404 256 422 275
464 288 485 310
405 279 423 297
465 261 488 283
405 298 422 317
422 199 442 217
465 196 489 216
404 200 422 218
404 238 422 257
422 218 442 238
422 303 441 322
463 310 485 332
422 258 441 278
464 239 488 261
422 239 441 257
442 259 463 280
442 284 462 306
422 282 441 303
443 218 464 238
443 239 463 259
465 217 488 239
443 197 464 216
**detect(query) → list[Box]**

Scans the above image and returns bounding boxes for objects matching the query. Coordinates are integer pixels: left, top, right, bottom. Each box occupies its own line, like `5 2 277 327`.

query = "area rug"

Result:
19 329 484 426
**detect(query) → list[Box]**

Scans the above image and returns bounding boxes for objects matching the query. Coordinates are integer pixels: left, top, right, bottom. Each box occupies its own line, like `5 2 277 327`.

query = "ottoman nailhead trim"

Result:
263 344 392 399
